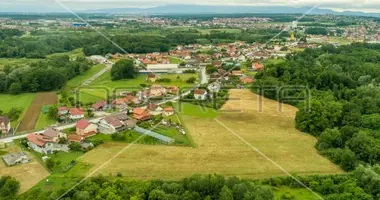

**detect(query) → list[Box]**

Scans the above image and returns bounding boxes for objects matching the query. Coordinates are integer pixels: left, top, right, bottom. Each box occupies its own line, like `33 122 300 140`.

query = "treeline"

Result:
12 165 380 199
0 55 92 94
19 174 274 200
253 43 380 171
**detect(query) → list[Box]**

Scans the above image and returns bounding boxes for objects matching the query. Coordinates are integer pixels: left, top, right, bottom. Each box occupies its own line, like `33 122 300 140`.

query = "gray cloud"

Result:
1 0 380 12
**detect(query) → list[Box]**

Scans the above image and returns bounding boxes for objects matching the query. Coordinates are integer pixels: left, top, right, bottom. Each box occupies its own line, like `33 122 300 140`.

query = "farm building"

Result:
2 152 30 166
140 64 182 74
0 116 10 134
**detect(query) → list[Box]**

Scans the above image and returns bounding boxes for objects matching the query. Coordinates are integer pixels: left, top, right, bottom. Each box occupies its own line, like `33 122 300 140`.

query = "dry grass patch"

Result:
0 145 49 193
80 89 342 180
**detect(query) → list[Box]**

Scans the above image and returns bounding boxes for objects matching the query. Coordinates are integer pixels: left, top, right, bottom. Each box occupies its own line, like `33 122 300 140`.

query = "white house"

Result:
0 116 11 134
27 133 69 154
162 107 175 117
69 108 85 120
194 89 208 100
98 113 136 134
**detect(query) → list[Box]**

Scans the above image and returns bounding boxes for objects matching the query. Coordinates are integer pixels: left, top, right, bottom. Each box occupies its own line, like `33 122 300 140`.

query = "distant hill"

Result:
84 4 380 18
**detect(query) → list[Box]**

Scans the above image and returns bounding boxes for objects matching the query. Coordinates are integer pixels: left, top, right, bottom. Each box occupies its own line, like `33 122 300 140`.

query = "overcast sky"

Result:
0 0 380 13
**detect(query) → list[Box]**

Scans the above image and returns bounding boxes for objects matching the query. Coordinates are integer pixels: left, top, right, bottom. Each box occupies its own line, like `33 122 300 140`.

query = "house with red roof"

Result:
92 101 107 111
194 89 208 100
167 86 179 94
27 128 67 154
147 73 157 82
252 62 264 71
133 108 152 121
231 70 244 76
69 108 85 120
99 113 136 134
58 107 69 115
68 134 84 143
162 107 175 117
240 76 255 84
76 119 98 138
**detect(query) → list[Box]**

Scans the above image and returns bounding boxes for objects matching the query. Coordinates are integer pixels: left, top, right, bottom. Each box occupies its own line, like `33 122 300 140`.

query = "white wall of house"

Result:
194 93 208 100
70 114 85 120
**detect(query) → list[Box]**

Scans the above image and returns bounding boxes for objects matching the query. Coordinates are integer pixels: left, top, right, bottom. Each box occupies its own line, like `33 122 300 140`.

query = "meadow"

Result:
0 93 36 127
79 90 342 180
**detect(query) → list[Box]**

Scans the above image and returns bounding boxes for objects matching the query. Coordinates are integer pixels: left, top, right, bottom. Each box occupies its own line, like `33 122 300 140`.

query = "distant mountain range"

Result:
83 4 380 18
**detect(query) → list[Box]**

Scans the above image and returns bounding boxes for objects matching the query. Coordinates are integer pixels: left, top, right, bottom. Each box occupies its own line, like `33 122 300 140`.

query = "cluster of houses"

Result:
0 116 11 135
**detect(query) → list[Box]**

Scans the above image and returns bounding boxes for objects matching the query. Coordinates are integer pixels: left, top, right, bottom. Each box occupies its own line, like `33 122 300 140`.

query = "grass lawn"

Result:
273 187 321 200
169 56 185 64
263 59 286 65
173 102 219 118
46 48 84 59
34 113 56 130
153 126 191 146
80 89 342 181
0 93 36 127
64 64 106 89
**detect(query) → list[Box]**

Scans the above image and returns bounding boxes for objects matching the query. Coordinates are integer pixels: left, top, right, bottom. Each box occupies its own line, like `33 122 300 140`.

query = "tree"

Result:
48 104 58 120
111 59 137 80
0 176 20 198
317 128 343 150
8 82 21 95
69 142 83 152
46 158 55 171
186 77 197 84
219 186 234 200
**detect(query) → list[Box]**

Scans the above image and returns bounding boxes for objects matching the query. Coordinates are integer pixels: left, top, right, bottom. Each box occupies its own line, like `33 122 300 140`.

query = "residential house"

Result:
231 70 244 76
240 76 255 84
0 116 10 134
76 119 97 137
69 108 85 120
147 103 163 116
194 89 208 100
99 113 137 134
58 107 69 115
27 130 68 154
133 108 152 121
149 84 167 98
162 107 175 117
42 127 67 143
147 73 157 82
2 152 30 166
252 62 264 71
68 134 84 143
167 86 179 95
92 101 107 111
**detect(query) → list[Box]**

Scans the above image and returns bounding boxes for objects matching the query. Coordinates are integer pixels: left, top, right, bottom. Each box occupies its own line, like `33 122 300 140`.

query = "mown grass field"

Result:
80 89 342 180
34 112 56 130
0 93 36 127
64 64 106 89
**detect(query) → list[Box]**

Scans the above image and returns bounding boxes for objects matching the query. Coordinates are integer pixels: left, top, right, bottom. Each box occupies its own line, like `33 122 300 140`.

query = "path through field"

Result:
17 92 58 132
80 89 343 180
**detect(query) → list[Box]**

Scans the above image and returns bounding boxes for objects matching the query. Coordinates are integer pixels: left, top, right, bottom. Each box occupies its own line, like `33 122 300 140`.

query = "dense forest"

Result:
1 165 377 199
0 55 92 93
253 43 380 171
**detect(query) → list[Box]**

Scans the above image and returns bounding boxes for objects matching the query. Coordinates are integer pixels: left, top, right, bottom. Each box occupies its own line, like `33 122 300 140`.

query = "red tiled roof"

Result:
76 119 90 129
92 101 106 110
164 107 174 112
252 62 264 70
147 73 156 78
70 108 84 115
232 70 243 75
68 134 83 143
194 89 206 95
58 107 68 111
27 134 47 147
133 108 146 115
83 131 97 138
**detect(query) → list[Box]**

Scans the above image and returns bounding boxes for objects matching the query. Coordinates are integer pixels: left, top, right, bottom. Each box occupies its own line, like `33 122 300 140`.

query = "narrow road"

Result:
82 61 113 86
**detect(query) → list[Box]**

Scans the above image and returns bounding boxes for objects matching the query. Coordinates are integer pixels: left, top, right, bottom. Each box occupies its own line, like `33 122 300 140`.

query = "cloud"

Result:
1 0 380 12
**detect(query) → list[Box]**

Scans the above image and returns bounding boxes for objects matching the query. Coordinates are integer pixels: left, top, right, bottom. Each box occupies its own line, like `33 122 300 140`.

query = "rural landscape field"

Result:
1 2 380 200
81 90 342 180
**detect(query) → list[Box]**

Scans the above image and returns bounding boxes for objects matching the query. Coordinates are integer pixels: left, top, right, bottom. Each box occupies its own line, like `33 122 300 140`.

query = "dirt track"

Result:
18 92 58 132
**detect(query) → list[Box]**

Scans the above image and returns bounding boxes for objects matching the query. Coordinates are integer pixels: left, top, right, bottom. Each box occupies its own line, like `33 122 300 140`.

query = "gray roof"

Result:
0 116 10 125
42 127 61 138
2 152 29 166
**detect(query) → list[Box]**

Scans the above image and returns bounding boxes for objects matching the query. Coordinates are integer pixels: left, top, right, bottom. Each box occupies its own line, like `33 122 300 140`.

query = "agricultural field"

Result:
18 93 58 132
79 89 342 180
0 93 36 127
0 144 49 193
34 111 56 130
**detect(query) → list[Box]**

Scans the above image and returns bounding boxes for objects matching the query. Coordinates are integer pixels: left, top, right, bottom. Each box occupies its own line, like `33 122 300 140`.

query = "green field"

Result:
274 187 321 200
169 56 185 64
46 48 85 59
34 112 56 130
0 93 36 127
173 102 219 118
64 64 106 89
